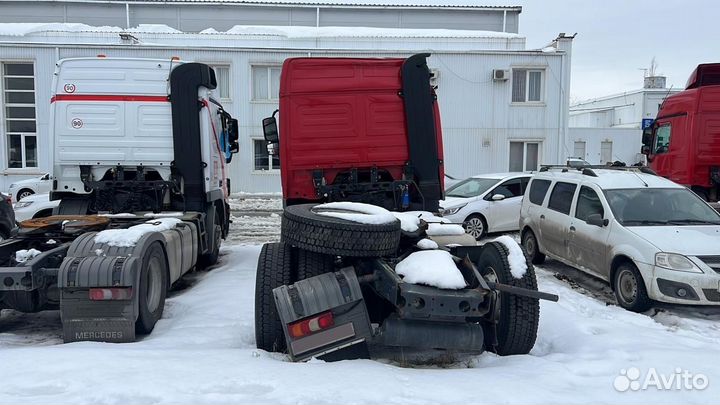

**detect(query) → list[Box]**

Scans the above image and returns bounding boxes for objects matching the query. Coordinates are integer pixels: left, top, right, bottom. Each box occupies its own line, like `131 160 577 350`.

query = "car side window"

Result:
547 182 577 215
575 186 604 221
528 179 551 205
489 178 523 199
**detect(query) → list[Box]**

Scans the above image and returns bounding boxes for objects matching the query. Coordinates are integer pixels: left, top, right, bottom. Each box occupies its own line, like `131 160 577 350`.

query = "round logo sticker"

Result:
71 118 83 129
63 83 76 93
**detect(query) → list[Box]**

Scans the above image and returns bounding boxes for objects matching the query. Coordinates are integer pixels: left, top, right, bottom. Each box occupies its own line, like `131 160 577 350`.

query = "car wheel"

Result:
613 262 653 312
521 230 545 265
17 189 34 201
463 215 487 240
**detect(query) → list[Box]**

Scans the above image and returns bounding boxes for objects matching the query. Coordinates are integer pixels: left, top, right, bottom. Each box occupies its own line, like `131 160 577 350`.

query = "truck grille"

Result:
697 256 720 274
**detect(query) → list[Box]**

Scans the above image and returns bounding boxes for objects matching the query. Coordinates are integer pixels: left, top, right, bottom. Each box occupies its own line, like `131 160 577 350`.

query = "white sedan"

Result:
13 193 59 222
439 172 531 239
8 173 52 202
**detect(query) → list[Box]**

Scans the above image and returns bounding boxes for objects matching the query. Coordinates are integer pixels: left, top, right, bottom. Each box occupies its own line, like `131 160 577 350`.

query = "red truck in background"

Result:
642 63 720 201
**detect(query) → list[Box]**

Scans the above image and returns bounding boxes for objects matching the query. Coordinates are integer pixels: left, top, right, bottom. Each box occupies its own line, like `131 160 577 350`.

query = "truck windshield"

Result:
446 178 499 198
605 188 720 226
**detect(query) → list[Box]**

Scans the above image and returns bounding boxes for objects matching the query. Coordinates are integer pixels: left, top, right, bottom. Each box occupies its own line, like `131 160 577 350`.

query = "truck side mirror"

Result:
586 213 608 227
262 116 279 144
228 118 239 153
642 127 653 146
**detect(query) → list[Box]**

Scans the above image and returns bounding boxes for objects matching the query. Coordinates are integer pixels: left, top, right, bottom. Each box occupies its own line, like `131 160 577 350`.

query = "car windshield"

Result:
605 188 720 226
445 178 499 198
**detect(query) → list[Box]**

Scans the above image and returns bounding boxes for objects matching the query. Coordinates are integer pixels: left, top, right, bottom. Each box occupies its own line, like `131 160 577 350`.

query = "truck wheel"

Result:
521 229 545 265
281 204 400 257
297 249 335 280
136 242 169 334
613 262 653 312
199 211 222 268
255 242 294 352
477 241 539 356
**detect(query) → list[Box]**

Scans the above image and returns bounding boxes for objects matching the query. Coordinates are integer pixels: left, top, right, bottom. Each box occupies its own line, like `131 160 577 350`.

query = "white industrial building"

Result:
0 1 573 193
567 75 681 165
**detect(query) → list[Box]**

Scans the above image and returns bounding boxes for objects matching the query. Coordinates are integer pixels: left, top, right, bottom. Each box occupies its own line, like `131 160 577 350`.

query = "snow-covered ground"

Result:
1 202 720 404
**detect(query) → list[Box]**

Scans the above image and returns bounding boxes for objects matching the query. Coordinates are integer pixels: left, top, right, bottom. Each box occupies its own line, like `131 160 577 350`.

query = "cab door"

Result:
484 176 528 231
567 185 613 278
540 181 578 258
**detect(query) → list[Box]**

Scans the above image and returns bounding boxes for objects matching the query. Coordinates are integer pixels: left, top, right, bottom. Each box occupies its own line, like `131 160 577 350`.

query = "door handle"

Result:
569 226 576 231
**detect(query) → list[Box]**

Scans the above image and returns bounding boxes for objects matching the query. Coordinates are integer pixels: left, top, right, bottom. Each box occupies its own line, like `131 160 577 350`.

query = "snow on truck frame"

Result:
256 54 558 362
0 57 238 343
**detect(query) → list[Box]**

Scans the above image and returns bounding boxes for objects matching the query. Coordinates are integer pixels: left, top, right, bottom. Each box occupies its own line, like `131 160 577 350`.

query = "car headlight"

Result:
441 204 467 216
8 183 15 189
655 253 702 273
13 201 33 209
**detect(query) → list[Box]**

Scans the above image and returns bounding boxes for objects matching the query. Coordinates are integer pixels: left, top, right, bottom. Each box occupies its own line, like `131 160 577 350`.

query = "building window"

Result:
3 62 37 168
252 65 281 101
600 140 613 164
512 68 544 103
573 141 586 159
509 141 540 171
253 139 280 171
210 65 230 101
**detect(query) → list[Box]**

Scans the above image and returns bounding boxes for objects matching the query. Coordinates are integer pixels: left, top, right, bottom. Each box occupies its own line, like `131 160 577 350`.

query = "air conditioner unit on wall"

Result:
492 69 510 81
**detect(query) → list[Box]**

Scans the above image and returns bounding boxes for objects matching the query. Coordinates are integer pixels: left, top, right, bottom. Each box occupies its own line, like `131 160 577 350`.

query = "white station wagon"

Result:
520 166 720 311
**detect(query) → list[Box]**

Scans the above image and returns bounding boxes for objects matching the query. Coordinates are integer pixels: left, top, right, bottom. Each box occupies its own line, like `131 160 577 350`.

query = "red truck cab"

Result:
262 54 445 211
642 63 720 200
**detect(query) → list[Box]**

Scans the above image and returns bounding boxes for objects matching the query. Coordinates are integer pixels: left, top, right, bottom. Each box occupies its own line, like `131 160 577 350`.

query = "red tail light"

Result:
89 288 132 301
288 311 334 339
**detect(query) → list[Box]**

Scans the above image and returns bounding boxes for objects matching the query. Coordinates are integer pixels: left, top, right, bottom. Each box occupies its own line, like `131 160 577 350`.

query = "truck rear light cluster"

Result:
89 288 132 301
288 311 334 339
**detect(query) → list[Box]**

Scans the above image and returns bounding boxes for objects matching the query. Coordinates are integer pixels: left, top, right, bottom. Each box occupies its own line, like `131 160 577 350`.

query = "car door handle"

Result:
569 226 576 231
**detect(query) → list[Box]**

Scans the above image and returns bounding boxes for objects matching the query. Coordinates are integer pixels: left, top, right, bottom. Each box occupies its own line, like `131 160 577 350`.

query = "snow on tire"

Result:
477 241 540 356
281 204 401 257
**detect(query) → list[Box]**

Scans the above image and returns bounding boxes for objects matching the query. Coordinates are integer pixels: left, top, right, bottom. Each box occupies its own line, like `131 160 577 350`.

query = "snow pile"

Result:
144 212 184 218
313 202 397 225
94 218 182 247
395 250 466 289
392 211 451 232
99 213 137 218
126 24 182 34
492 235 528 279
15 249 41 263
426 223 466 236
0 23 122 36
223 25 522 39
391 212 421 232
416 239 439 250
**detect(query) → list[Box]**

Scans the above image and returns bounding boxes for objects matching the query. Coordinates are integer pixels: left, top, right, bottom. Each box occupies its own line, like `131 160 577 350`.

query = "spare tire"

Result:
281 204 401 257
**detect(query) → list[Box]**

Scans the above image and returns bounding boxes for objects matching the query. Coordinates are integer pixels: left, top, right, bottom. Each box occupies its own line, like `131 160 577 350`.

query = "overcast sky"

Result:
512 0 720 102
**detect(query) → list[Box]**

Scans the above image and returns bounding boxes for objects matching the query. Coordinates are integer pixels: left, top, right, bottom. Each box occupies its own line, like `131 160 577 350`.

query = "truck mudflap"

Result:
273 267 372 362
59 253 140 343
